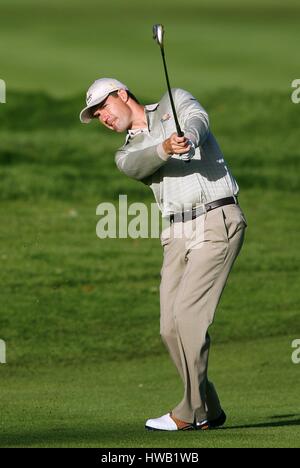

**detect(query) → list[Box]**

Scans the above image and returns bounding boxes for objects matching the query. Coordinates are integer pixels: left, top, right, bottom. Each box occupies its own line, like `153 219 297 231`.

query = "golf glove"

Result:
181 140 196 161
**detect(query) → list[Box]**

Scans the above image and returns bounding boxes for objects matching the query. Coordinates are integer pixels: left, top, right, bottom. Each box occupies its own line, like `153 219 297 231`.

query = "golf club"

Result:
152 24 184 137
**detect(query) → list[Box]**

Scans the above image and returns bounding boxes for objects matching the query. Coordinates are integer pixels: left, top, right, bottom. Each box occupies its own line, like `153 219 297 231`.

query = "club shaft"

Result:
160 48 183 137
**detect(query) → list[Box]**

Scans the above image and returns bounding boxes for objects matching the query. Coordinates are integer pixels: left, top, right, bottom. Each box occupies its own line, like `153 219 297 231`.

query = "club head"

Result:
153 24 164 48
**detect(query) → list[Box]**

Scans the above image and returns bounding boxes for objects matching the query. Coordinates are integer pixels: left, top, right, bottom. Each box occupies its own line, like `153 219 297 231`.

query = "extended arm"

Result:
115 143 171 181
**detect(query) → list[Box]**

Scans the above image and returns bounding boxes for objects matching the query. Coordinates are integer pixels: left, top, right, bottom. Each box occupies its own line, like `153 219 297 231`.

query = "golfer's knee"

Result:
160 323 176 344
173 311 211 340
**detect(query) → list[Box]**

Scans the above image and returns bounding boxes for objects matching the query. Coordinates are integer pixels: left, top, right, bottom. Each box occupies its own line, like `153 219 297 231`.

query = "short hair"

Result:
109 90 140 104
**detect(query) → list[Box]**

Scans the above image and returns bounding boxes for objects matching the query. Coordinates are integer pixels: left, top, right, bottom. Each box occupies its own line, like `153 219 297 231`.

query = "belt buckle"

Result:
170 203 207 224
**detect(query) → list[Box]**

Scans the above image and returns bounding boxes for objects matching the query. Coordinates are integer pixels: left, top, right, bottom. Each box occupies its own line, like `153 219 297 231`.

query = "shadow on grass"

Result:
225 415 300 431
1 416 300 447
0 423 142 447
269 414 300 419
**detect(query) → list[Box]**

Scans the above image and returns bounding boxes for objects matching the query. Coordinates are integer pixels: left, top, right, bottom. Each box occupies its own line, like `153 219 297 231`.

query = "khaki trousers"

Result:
159 203 247 423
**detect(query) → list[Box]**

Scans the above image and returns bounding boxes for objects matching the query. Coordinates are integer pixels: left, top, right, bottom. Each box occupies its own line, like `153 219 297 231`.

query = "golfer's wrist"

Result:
157 141 172 160
163 139 174 155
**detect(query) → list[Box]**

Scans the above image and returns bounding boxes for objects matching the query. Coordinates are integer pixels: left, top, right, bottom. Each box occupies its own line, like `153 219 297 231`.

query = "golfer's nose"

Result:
99 109 109 123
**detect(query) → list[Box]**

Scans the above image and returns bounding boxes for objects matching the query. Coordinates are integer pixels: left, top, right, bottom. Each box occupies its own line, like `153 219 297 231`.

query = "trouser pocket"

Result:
221 205 247 240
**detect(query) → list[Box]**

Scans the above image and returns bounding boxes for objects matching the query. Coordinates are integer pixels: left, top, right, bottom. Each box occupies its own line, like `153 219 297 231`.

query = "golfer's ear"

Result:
118 89 129 103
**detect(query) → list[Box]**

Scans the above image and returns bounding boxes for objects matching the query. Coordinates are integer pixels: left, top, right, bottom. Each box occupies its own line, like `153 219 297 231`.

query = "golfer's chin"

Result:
106 120 127 133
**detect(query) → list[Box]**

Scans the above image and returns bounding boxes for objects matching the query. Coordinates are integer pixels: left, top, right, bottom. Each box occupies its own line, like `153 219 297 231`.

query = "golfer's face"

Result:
93 94 131 132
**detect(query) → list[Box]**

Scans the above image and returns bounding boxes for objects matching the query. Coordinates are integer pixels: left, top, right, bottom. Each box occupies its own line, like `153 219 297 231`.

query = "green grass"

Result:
0 336 299 448
1 0 300 448
0 0 299 97
0 189 299 366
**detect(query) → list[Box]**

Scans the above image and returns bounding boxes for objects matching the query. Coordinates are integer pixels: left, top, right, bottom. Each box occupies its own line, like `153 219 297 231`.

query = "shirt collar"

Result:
127 128 146 137
145 103 159 112
125 103 159 143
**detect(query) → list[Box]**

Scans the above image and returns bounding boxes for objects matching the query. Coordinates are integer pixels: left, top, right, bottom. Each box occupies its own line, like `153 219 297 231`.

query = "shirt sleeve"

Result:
115 143 171 181
174 88 210 147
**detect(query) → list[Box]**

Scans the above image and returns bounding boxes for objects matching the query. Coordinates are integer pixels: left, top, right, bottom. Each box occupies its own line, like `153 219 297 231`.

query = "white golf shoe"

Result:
145 413 194 431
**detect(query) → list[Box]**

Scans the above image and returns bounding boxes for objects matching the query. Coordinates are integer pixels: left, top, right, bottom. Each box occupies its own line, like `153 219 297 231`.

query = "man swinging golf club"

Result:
80 25 247 431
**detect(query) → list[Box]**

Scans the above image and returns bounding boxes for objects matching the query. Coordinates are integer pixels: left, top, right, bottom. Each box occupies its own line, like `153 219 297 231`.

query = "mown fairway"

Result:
0 0 300 448
0 337 299 448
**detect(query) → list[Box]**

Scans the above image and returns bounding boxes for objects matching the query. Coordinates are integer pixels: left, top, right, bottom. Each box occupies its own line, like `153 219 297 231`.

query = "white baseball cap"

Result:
80 78 129 124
